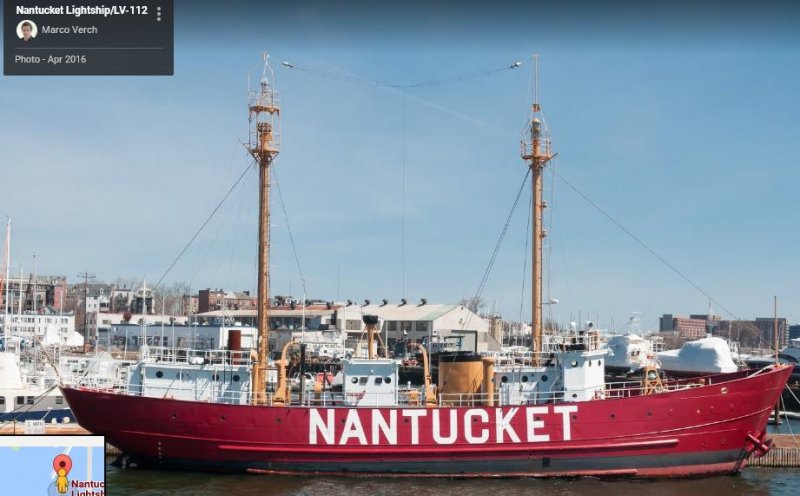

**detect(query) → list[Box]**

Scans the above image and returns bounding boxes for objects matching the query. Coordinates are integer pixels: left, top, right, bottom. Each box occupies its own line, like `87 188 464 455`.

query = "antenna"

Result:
533 54 540 111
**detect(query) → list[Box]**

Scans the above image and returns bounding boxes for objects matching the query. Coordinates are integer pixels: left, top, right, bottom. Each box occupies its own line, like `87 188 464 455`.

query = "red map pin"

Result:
53 454 72 474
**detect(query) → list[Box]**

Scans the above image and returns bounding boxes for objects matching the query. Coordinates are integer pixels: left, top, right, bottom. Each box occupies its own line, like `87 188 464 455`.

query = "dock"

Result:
749 434 800 468
0 422 121 456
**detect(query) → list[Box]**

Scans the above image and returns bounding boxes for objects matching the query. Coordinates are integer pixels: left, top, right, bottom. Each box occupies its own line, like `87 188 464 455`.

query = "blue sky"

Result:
1 1 799 330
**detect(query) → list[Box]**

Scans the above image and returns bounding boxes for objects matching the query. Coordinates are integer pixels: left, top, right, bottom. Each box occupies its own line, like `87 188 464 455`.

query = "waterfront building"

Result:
0 312 80 347
198 288 257 313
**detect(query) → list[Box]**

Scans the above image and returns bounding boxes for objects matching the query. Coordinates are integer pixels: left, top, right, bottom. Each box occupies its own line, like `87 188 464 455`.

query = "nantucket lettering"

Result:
308 406 578 446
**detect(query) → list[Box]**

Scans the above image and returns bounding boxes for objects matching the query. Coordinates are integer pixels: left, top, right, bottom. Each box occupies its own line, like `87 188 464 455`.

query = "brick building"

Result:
198 289 256 313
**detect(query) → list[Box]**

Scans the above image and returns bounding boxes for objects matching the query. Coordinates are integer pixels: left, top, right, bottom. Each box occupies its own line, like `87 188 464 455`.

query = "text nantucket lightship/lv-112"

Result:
61 54 792 478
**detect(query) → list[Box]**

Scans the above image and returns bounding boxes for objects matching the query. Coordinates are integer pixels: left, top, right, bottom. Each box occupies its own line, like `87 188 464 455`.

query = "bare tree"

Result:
153 281 192 315
460 296 485 314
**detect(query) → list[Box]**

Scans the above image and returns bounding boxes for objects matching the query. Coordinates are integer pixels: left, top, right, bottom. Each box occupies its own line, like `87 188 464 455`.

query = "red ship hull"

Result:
62 364 791 477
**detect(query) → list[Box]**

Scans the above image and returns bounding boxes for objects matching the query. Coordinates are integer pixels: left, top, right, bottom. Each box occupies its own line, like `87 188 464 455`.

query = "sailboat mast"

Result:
248 53 281 405
2 219 10 342
521 55 553 364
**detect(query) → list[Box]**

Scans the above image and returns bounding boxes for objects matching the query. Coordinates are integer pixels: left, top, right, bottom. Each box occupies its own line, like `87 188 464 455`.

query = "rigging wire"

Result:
153 160 255 291
281 61 521 90
463 169 531 331
401 88 406 299
517 188 532 338
545 160 558 324
551 169 738 320
272 165 308 298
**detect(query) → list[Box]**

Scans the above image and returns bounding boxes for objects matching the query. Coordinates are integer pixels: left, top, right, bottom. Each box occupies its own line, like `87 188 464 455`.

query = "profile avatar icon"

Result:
17 20 38 42
53 454 72 495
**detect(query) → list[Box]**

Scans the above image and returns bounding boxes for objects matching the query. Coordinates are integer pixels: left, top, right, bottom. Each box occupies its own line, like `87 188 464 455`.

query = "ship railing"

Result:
66 375 126 389
438 392 501 407
542 332 604 353
486 350 536 366
285 388 432 408
95 382 254 405
602 377 709 399
144 346 252 368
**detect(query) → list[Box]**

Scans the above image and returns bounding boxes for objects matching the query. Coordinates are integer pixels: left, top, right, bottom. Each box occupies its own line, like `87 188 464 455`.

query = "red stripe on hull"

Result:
62 364 792 478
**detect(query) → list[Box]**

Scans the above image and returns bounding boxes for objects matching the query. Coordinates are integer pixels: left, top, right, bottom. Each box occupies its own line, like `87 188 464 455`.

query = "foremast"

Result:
248 53 281 405
521 55 553 365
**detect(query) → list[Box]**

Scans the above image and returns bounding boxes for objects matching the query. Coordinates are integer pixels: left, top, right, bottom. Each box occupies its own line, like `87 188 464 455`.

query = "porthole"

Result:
597 360 601 366
384 377 392 384
155 371 163 378
176 372 182 379
570 361 578 367
501 375 509 383
541 375 548 382
571 393 577 398
521 375 529 383
351 377 358 384
233 374 240 382
588 361 592 367
212 374 220 381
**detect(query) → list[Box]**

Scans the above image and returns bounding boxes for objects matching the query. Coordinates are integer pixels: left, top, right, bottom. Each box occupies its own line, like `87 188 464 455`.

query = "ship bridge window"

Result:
55 396 63 405
374 377 383 385
0 397 4 406
27 396 34 405
359 377 368 386
16 396 23 406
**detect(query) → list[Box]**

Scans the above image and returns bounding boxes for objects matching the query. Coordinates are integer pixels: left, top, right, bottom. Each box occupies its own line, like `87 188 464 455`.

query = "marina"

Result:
2 1 800 494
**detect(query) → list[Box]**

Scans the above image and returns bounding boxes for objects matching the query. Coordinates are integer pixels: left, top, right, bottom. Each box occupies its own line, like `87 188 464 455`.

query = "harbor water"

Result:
106 465 800 496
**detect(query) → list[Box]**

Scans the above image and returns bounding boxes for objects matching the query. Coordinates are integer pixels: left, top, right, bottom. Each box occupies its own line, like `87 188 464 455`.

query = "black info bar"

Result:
4 0 173 75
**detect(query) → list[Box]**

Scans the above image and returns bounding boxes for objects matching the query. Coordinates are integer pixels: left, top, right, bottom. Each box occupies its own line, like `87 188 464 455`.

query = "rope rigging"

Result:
280 61 522 90
152 159 255 292
551 168 738 321
272 165 308 299
461 169 531 333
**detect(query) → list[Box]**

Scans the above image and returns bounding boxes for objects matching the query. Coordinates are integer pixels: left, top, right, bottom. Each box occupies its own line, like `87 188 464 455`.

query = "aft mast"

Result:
248 53 281 405
521 55 553 365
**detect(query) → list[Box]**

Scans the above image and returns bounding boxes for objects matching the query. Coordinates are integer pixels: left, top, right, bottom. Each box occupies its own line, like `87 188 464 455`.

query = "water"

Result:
106 465 799 496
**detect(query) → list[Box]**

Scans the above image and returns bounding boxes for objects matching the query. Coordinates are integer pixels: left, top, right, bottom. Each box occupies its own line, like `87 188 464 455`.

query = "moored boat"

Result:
60 54 793 478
